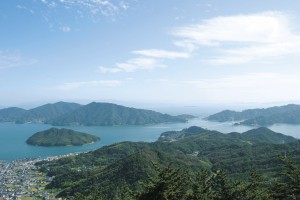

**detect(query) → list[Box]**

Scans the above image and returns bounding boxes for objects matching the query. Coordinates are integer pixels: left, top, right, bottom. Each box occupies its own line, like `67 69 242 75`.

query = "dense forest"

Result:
36 126 300 199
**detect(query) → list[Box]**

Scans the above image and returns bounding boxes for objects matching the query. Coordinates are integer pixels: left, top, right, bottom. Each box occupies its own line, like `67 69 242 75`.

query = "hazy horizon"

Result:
1 1 300 107
1 99 300 118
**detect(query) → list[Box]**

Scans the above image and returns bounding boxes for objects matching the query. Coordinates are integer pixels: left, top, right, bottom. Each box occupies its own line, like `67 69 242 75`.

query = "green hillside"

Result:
0 102 82 123
26 128 100 146
37 126 300 199
21 101 82 122
0 107 27 122
46 102 187 126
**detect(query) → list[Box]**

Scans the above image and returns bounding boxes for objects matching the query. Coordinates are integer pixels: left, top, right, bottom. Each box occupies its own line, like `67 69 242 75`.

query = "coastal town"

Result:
0 153 79 200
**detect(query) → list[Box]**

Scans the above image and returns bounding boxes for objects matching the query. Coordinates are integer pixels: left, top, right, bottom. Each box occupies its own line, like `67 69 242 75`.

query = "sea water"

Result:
1 116 300 162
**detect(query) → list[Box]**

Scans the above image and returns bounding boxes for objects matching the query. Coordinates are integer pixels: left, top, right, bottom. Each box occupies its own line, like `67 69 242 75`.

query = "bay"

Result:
1 117 300 162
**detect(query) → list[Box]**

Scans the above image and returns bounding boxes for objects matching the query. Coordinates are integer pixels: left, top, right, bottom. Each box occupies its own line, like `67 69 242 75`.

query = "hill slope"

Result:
205 104 300 126
47 102 186 126
159 126 296 144
26 128 100 146
38 126 299 199
0 107 27 122
0 102 82 123
22 102 82 122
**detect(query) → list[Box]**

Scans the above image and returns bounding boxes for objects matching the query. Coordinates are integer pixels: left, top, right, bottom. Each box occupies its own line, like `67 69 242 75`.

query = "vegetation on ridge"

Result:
0 102 190 126
46 102 187 126
0 102 81 123
36 126 300 199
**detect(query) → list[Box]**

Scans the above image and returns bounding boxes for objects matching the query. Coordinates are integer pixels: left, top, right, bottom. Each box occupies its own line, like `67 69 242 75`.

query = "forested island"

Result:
206 104 300 126
26 128 100 146
36 126 300 199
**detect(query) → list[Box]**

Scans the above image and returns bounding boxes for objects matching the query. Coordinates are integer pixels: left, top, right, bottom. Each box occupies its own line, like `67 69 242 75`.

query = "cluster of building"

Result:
0 156 63 200
0 152 84 200
0 158 53 199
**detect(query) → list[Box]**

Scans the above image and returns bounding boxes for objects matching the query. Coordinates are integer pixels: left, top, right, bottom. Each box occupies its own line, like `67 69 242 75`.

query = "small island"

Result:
26 128 100 146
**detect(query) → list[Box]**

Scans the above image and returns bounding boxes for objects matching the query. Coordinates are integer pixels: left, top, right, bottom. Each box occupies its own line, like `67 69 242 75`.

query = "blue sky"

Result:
1 0 300 108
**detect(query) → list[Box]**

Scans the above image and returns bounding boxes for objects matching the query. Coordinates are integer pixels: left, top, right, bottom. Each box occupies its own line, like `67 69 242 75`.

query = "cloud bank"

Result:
173 11 300 64
100 11 300 74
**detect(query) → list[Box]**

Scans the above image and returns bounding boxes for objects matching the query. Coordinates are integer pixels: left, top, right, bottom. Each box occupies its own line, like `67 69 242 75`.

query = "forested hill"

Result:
0 107 27 122
0 102 190 126
26 128 100 146
46 102 187 126
0 102 82 123
205 104 300 126
158 126 296 144
37 126 300 199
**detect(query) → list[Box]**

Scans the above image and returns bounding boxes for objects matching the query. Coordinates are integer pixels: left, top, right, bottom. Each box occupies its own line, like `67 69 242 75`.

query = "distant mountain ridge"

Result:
0 101 189 126
205 104 300 126
0 102 82 123
0 107 27 122
46 102 187 126
158 126 296 144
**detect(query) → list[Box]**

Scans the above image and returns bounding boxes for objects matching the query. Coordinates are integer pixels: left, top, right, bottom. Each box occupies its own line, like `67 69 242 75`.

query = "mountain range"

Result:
205 104 300 126
0 102 189 126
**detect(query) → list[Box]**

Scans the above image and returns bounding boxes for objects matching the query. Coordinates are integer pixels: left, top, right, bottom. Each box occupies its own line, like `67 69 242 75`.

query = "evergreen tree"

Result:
212 169 236 200
138 163 189 200
272 156 300 200
188 169 215 200
115 186 135 200
243 170 269 200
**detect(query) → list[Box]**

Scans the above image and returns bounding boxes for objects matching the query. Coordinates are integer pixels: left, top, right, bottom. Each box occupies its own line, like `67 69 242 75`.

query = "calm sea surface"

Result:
1 117 300 162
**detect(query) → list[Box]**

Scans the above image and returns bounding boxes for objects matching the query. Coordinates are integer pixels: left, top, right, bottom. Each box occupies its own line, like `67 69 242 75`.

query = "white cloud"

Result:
98 58 164 73
40 0 57 8
173 11 300 64
132 49 190 59
97 11 300 74
17 5 35 14
55 80 122 90
28 0 132 31
119 1 129 10
0 52 38 69
39 0 128 17
98 50 189 74
172 40 199 52
60 26 71 32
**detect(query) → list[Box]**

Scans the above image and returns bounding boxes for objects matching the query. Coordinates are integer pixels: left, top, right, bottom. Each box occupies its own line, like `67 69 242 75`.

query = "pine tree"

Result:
243 170 269 200
189 169 215 200
138 163 189 200
212 169 236 200
115 186 135 200
272 156 300 200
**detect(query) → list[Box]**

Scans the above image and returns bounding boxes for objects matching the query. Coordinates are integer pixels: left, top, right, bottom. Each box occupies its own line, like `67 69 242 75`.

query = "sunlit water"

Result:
0 117 300 162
